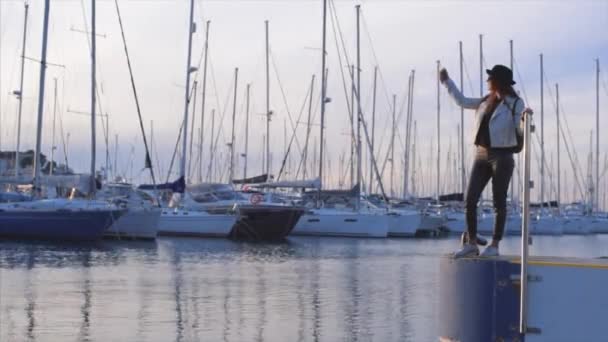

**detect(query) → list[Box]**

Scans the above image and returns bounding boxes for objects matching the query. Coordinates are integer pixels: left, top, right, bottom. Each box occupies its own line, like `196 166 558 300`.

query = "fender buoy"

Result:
250 193 263 205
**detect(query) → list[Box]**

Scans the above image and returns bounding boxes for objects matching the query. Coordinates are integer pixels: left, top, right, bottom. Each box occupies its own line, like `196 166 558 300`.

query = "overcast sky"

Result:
1 0 607 203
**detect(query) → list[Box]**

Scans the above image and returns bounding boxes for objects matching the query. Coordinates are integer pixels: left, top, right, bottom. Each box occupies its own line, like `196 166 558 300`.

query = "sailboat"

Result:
0 0 124 241
151 3 303 240
291 3 389 238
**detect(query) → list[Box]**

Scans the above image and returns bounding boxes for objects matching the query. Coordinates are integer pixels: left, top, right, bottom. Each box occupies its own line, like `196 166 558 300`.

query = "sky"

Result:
0 0 607 205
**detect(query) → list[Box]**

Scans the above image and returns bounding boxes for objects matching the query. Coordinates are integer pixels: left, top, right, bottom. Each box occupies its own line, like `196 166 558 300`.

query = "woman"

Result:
440 64 532 258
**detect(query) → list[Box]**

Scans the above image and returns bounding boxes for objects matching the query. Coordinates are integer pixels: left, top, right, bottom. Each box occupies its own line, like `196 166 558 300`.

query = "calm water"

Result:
1 235 607 342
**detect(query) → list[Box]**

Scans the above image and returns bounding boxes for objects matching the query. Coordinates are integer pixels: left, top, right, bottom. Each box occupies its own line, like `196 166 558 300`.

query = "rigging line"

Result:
209 70 236 174
557 115 586 200
274 71 311 181
359 11 395 113
269 51 304 156
512 57 530 105
328 0 356 149
294 77 323 180
80 0 111 171
531 127 559 200
542 69 585 189
164 118 185 182
601 70 608 97
360 11 404 166
59 77 70 168
332 1 390 199
462 57 476 95
114 0 157 186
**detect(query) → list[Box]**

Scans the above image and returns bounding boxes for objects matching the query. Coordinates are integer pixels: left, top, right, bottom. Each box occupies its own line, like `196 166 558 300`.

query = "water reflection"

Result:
0 235 605 341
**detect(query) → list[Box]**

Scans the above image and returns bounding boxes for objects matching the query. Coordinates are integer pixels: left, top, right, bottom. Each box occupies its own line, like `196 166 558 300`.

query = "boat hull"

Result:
157 210 236 237
105 208 160 239
0 209 123 241
229 205 305 240
387 212 421 237
293 210 389 238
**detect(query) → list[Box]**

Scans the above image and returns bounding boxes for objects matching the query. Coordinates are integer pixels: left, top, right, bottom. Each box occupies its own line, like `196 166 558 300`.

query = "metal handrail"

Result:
520 109 534 334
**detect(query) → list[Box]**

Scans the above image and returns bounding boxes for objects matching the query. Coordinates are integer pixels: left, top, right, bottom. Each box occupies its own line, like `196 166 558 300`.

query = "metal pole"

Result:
510 39 515 202
318 0 328 205
369 66 378 194
243 83 250 180
437 60 441 201
181 0 196 181
391 94 396 198
519 108 533 334
229 67 238 184
90 0 97 194
540 53 544 207
411 121 417 197
596 58 600 211
33 0 51 192
207 109 215 182
355 4 361 209
188 80 198 178
199 20 210 183
403 73 412 198
350 65 355 188
15 2 29 177
407 71 416 198
265 20 271 178
556 83 560 208
459 41 465 194
303 74 315 180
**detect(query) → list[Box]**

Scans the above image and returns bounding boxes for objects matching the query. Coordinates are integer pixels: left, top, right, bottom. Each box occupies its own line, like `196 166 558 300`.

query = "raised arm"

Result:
439 68 484 109
443 78 484 109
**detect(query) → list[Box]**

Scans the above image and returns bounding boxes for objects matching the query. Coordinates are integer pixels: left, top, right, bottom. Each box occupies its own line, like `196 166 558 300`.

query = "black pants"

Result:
465 147 514 242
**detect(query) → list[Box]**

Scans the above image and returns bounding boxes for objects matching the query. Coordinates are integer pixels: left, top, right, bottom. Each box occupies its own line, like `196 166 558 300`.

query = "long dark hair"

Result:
484 83 518 114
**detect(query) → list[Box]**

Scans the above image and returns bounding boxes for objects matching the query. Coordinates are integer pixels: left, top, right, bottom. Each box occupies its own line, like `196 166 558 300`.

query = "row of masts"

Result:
4 1 604 211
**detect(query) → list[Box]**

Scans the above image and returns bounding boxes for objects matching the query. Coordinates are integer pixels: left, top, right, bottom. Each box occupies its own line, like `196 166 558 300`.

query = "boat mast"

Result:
207 108 215 182
436 60 441 202
411 120 417 197
180 0 196 183
404 70 414 199
369 66 377 194
595 58 600 211
32 0 51 192
556 83 560 209
390 94 396 198
540 53 545 207
303 74 315 180
199 20 210 183
90 0 98 194
318 0 328 205
188 80 198 178
355 4 362 209
243 83 250 180
15 2 29 177
403 75 412 198
265 20 271 178
229 68 238 184
459 40 465 195
349 65 355 188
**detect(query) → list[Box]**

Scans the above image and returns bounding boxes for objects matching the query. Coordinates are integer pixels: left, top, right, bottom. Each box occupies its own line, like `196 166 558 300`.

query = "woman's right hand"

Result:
439 68 449 83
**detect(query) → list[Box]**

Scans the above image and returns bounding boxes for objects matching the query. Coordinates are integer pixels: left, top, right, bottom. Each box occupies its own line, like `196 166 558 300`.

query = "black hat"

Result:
486 64 516 85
